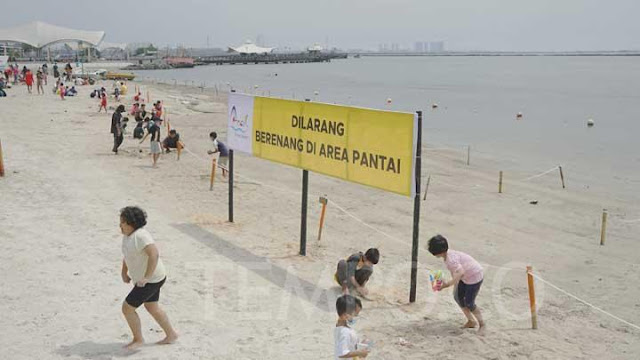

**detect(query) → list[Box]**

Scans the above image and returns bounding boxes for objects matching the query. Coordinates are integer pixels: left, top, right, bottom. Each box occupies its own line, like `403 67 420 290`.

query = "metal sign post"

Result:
410 110 423 303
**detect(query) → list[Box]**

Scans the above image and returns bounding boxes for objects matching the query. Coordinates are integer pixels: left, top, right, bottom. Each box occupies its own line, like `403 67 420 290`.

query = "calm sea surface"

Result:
134 56 640 204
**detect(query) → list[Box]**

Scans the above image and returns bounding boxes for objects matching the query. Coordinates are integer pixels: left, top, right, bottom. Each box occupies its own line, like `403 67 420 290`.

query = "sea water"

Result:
134 56 640 206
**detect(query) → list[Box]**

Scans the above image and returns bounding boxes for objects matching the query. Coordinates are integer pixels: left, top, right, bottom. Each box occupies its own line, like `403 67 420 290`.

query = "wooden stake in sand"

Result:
467 145 471 166
600 209 608 246
422 175 431 201
527 266 538 329
559 165 566 189
317 196 328 241
209 158 217 190
498 171 503 193
0 138 5 177
176 141 183 161
147 91 150 103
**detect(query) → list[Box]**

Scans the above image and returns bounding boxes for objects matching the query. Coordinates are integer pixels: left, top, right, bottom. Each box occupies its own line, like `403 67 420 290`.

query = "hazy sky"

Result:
3 0 640 51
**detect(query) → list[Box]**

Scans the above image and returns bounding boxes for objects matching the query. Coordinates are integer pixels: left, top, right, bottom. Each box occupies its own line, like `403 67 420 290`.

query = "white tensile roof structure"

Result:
228 41 274 55
0 21 105 48
307 44 323 52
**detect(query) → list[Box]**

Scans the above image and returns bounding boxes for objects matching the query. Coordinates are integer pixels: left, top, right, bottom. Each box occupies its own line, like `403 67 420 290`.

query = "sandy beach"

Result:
1 75 639 359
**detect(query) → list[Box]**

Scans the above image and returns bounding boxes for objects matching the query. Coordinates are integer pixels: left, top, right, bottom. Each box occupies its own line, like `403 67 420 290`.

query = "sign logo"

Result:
230 106 249 134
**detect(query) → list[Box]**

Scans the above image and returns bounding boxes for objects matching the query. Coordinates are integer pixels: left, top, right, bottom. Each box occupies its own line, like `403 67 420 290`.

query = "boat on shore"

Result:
104 71 136 81
165 57 195 68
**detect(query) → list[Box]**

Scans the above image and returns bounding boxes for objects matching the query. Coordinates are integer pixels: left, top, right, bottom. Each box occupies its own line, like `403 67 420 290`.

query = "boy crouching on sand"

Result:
119 206 178 350
428 234 485 335
335 248 380 297
335 295 369 359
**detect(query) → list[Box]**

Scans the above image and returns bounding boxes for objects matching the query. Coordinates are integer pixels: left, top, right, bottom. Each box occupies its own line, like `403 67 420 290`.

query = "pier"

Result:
195 52 347 66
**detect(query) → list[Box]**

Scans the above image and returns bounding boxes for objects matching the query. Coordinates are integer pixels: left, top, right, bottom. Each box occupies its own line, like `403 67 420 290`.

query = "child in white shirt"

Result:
335 295 368 359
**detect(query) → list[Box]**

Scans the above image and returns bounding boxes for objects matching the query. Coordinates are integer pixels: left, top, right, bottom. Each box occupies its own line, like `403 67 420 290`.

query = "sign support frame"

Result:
300 170 309 255
409 110 423 303
228 149 234 222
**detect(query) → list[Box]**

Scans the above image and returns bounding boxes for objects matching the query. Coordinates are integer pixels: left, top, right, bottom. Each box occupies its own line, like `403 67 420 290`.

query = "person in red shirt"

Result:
153 101 163 119
99 92 108 113
59 82 66 100
25 69 34 94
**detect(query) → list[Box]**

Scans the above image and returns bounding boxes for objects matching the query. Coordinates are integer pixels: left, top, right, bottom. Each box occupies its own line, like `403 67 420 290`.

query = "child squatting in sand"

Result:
119 206 178 350
428 234 486 335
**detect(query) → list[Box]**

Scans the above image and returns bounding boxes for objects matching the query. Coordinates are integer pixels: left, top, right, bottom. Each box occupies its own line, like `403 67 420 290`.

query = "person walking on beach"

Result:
12 64 18 84
58 82 66 100
24 69 34 94
42 63 48 85
36 68 44 95
119 206 178 350
140 119 163 167
53 62 59 79
207 132 229 178
64 63 72 82
99 92 108 112
428 234 486 335
111 105 125 154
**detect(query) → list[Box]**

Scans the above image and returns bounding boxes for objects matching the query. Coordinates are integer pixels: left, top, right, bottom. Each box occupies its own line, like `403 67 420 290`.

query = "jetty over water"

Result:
196 52 347 65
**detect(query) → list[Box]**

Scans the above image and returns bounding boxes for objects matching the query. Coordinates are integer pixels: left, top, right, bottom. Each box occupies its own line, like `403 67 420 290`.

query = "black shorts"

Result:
453 279 483 312
125 277 166 308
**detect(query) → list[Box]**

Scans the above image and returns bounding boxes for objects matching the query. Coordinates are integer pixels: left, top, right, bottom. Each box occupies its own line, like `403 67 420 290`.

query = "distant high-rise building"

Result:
391 43 400 52
414 42 425 53
428 41 445 53
256 34 265 47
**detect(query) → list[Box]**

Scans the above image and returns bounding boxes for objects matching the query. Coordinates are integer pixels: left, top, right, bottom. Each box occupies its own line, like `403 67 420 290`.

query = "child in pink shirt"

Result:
428 234 485 335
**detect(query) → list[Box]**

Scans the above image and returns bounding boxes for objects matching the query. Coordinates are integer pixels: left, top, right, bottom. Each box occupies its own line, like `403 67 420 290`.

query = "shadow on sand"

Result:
56 341 139 359
173 223 338 314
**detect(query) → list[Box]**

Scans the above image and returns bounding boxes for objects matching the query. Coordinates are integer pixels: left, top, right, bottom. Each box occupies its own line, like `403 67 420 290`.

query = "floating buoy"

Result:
386 98 392 104
432 103 438 109
587 118 595 127
516 112 523 119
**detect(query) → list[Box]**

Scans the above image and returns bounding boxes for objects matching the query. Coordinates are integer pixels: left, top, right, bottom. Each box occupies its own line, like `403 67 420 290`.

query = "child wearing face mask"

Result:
335 295 369 359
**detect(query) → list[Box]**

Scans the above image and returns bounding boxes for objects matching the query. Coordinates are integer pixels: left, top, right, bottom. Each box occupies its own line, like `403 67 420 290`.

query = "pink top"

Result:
445 250 483 285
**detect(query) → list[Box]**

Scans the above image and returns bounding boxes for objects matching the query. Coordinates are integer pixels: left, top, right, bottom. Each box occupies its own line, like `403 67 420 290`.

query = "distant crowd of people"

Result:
1 61 91 98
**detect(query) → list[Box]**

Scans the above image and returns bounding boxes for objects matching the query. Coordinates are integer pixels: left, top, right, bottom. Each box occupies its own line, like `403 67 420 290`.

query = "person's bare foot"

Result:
477 323 486 336
124 339 144 350
156 333 178 345
462 320 477 329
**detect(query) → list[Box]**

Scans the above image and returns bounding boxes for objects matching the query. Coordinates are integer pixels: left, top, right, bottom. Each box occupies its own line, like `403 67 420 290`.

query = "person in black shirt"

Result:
135 104 148 122
133 119 146 139
162 130 181 153
334 248 380 297
111 105 126 154
207 132 230 178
